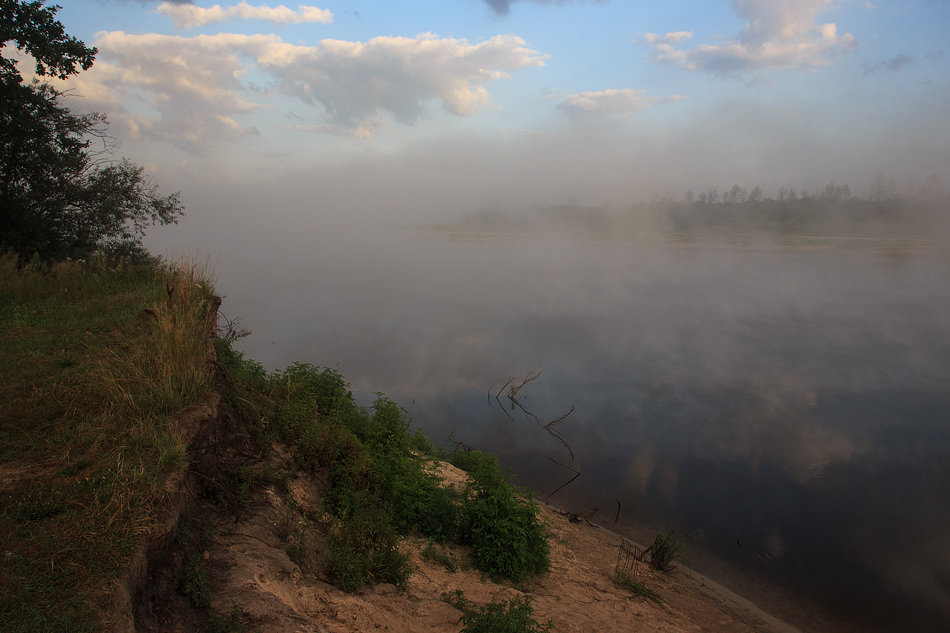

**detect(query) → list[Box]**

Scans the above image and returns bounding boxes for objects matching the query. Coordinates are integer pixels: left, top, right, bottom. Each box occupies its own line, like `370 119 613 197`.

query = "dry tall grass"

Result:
94 257 218 418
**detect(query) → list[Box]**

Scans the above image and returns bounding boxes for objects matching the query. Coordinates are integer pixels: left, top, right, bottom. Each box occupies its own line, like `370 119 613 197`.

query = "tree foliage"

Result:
1 0 183 261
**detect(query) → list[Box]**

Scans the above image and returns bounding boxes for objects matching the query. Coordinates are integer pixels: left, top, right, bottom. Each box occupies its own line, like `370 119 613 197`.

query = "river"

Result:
220 226 950 633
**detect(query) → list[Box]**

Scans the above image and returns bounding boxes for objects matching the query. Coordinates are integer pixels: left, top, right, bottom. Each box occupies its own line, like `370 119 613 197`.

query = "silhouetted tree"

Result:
1 0 183 261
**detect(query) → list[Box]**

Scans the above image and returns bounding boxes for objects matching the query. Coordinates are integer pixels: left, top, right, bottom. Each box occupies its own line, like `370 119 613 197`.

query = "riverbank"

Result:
138 456 804 633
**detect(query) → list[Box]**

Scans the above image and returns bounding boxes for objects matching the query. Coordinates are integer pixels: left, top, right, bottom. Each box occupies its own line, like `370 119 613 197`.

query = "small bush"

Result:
324 493 411 592
408 428 435 456
455 450 549 583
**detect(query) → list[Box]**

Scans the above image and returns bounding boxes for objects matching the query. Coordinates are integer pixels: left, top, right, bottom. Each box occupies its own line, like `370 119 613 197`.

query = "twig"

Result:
548 457 580 498
544 404 574 428
546 425 574 461
495 376 515 400
509 396 541 424
508 370 542 399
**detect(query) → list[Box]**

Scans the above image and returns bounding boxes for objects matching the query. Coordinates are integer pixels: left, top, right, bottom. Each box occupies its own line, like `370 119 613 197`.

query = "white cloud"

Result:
156 1 333 30
74 31 269 152
557 88 655 120
258 33 547 133
63 30 546 150
646 0 856 76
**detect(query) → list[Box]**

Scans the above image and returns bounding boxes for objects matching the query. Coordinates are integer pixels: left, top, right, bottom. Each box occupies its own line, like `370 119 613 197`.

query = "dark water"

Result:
225 228 950 632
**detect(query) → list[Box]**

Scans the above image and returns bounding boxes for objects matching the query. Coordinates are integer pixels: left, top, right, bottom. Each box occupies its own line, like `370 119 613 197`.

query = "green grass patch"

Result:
0 253 217 632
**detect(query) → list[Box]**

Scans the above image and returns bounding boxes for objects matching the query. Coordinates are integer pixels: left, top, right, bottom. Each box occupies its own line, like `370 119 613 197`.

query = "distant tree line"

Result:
682 174 943 207
453 175 948 241
662 177 948 239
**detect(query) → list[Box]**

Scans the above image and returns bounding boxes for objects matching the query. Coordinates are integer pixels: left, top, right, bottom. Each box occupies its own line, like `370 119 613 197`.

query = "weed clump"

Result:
611 569 665 607
648 529 686 572
443 591 554 633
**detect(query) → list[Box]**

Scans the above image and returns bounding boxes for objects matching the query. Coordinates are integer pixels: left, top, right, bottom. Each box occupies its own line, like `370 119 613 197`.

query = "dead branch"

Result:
548 457 580 498
509 395 541 424
495 376 515 400
508 370 542 399
546 425 574 461
544 404 574 428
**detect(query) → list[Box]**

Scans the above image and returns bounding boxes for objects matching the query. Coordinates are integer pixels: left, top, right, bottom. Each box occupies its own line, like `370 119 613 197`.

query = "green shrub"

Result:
450 449 507 487
454 450 549 582
324 493 411 592
266 364 360 442
408 428 436 456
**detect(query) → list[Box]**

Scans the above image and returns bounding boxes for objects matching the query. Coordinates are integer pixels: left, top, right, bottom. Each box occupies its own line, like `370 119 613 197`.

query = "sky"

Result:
29 0 950 224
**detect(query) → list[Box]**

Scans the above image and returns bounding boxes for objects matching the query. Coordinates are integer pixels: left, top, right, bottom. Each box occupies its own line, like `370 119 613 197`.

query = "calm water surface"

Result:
224 228 950 633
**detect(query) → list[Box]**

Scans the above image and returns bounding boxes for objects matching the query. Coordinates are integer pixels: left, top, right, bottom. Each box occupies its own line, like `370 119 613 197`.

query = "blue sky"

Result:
31 0 950 223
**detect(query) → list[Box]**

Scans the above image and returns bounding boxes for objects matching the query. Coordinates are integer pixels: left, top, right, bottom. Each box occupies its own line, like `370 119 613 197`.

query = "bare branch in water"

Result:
544 404 574 428
509 394 541 424
548 457 581 498
509 370 542 399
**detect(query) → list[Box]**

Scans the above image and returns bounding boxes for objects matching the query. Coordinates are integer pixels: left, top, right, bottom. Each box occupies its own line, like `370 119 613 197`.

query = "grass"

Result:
648 529 687 572
0 252 217 632
443 590 554 633
611 569 666 607
421 541 463 572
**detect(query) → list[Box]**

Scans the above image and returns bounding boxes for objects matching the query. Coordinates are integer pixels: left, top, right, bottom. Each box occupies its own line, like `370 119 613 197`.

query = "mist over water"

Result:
216 226 949 632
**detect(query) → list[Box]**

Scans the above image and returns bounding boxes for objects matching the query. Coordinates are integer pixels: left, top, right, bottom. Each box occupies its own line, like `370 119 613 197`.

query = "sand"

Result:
135 459 802 633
